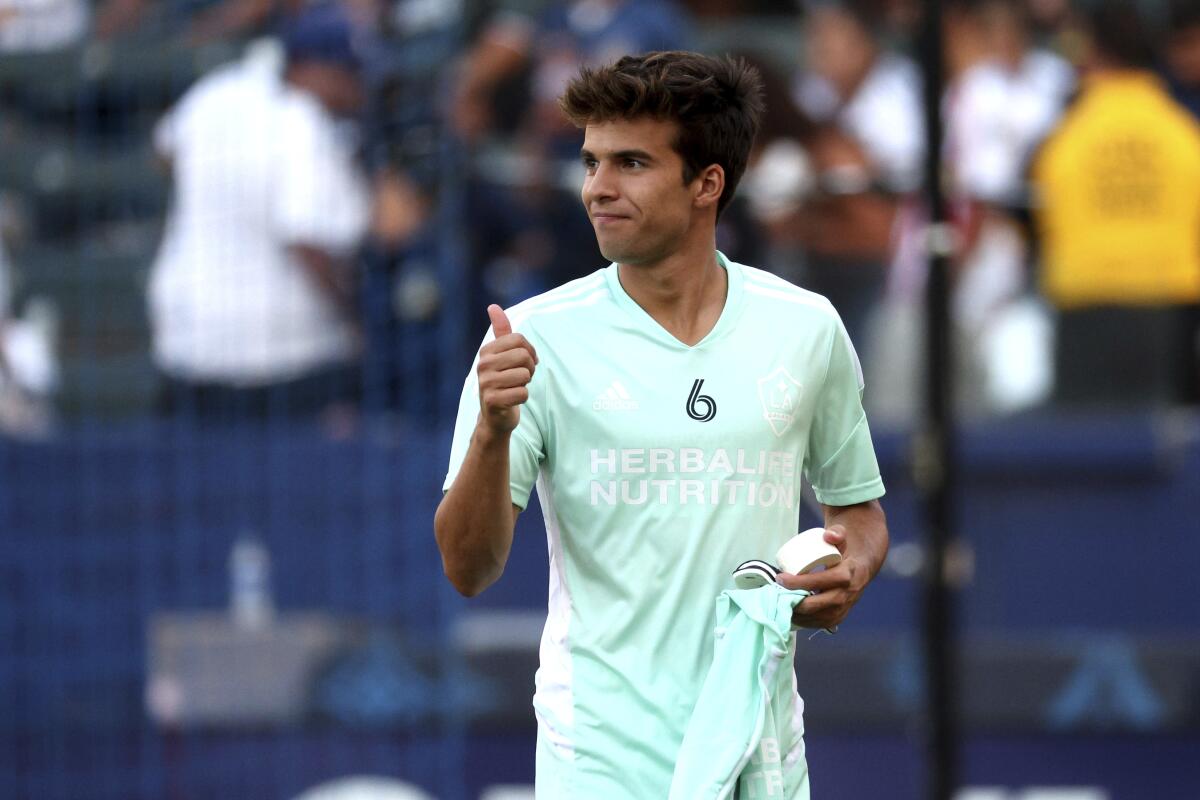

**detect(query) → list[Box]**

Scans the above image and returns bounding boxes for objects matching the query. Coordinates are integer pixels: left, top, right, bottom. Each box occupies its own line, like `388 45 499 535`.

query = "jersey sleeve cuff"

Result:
813 476 885 507
510 482 533 511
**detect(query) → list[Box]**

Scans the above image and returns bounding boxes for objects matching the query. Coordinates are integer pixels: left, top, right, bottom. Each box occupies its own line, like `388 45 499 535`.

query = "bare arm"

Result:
289 245 357 322
434 305 538 596
778 499 888 629
186 0 277 43
435 435 522 597
450 20 531 141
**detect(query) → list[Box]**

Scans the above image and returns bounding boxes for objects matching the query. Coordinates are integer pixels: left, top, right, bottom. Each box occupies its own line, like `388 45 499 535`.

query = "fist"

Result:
477 304 538 435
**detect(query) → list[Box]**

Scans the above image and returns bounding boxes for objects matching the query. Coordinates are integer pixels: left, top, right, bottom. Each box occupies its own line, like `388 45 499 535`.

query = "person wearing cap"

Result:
147 3 371 420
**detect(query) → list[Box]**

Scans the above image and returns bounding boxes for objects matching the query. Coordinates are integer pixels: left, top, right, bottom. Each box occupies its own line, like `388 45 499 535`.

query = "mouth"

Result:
591 213 629 225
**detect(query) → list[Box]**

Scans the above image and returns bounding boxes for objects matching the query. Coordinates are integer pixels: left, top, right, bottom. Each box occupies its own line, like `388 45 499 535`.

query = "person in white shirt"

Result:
148 3 370 419
867 0 1073 423
794 0 925 195
0 239 59 435
789 1 921 362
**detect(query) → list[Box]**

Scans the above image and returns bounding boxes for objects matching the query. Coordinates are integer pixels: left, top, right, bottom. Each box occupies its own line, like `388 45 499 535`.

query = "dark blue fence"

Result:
3 413 1199 798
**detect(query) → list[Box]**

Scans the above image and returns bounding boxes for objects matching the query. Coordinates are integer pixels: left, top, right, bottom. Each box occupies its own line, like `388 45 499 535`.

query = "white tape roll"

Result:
776 527 842 574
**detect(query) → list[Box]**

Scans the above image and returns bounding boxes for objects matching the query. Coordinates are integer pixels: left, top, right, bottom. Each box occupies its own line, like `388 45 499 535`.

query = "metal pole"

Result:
916 1 958 799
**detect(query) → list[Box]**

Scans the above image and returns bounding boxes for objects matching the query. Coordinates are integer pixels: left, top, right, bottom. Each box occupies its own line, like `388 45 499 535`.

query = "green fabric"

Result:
670 584 814 800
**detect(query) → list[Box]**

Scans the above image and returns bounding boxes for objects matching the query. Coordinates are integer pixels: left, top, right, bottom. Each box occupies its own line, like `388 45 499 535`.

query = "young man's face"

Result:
580 116 705 266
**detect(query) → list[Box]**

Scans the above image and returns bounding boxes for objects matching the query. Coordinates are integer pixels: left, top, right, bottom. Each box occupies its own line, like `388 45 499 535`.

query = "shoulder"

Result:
1022 49 1074 98
505 268 611 332
737 263 839 321
173 64 241 117
277 84 328 128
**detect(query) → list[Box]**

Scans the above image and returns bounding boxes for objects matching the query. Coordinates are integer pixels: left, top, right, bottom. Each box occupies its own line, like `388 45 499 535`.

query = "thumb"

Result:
487 304 512 337
824 525 848 552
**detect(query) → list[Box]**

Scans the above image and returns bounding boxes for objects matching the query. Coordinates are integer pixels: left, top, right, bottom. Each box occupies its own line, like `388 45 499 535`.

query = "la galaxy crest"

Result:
757 367 802 437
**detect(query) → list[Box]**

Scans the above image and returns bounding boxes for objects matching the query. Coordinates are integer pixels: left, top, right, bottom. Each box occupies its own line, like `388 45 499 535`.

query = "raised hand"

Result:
477 304 539 436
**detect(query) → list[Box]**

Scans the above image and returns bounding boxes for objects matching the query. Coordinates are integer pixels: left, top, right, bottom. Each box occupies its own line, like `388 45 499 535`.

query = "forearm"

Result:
290 245 356 321
824 499 889 579
461 27 529 95
188 0 274 41
434 423 518 596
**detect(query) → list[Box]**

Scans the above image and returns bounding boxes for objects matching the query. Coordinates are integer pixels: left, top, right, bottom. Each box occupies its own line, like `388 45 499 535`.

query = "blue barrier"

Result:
1 411 1197 799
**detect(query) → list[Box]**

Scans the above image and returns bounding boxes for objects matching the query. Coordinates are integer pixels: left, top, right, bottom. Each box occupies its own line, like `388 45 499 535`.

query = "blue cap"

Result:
280 2 362 72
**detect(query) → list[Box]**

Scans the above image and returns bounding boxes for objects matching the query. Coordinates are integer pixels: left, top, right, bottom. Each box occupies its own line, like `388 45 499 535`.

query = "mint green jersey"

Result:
444 253 885 798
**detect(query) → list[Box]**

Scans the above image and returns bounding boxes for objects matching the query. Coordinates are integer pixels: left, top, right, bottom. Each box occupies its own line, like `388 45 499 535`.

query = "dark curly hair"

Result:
558 51 765 216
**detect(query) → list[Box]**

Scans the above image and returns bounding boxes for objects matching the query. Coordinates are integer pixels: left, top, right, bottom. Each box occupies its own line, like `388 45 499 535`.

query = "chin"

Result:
596 240 630 264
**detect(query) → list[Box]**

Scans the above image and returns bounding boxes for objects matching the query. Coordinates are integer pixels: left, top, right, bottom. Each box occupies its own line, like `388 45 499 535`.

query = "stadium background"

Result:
1 0 1198 798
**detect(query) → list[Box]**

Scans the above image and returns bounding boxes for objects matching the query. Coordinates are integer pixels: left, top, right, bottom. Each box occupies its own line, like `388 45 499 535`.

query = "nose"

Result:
584 161 618 206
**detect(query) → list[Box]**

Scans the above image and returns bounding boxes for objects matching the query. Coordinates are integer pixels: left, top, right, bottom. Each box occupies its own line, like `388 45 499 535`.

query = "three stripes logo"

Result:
593 380 639 411
686 379 717 422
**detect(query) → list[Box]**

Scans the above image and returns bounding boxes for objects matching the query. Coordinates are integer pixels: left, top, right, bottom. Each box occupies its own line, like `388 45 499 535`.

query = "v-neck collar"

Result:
604 251 744 350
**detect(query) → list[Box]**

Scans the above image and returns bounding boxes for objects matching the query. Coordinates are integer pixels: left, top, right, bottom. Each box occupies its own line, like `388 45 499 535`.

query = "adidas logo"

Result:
593 380 639 411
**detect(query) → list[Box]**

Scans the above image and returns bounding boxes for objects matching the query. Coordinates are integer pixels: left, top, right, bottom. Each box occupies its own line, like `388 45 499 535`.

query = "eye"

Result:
623 158 644 169
582 157 598 173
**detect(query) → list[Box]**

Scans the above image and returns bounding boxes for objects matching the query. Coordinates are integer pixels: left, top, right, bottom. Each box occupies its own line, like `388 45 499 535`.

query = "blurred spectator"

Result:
1164 0 1200 119
868 0 1072 423
941 0 1070 413
148 3 371 421
788 0 922 421
793 0 925 195
0 0 88 51
743 57 897 353
0 240 59 436
948 0 1072 208
94 0 312 43
451 0 692 147
1032 0 1200 408
449 0 692 330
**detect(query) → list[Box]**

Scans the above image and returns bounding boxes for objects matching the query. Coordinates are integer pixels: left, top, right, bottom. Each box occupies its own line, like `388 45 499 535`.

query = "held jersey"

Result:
443 253 885 798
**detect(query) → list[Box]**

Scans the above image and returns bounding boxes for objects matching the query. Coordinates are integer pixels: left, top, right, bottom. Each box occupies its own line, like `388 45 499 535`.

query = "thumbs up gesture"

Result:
477 305 539 435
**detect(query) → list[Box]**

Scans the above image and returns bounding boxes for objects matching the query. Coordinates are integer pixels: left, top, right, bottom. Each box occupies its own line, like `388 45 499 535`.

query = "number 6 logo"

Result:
686 379 717 422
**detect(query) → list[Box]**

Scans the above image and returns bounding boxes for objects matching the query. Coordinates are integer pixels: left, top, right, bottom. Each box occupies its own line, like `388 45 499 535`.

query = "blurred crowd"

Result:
2 0 1200 433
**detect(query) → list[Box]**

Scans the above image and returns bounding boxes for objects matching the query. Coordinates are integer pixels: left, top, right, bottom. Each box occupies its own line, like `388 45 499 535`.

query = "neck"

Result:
948 34 990 78
617 236 726 346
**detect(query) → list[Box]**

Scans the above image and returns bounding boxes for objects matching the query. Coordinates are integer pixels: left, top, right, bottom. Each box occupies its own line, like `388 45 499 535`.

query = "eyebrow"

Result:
580 148 657 163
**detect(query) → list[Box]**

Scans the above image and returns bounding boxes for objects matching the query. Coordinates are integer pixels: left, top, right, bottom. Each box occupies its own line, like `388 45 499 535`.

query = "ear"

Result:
693 164 725 212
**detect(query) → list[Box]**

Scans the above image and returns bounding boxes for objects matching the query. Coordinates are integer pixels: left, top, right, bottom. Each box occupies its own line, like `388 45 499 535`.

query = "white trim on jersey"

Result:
742 281 837 317
784 664 807 773
741 265 826 296
534 470 577 762
508 273 605 321
510 288 608 331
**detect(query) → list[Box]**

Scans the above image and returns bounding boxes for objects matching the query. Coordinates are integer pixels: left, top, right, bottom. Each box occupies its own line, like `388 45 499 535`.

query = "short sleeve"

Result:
443 324 545 510
275 102 369 254
804 317 885 507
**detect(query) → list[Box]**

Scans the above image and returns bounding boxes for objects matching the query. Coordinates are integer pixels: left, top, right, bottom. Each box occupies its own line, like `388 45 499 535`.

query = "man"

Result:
1032 0 1200 408
148 2 370 419
436 52 888 798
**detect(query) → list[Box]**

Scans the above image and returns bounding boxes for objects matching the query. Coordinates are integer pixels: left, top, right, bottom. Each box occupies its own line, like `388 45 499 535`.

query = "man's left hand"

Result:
776 525 868 630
